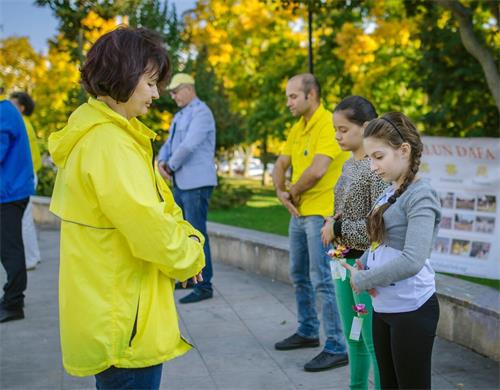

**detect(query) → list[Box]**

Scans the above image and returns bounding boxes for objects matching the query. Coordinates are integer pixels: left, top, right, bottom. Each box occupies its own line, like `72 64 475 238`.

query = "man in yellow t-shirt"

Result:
11 92 42 270
272 74 349 372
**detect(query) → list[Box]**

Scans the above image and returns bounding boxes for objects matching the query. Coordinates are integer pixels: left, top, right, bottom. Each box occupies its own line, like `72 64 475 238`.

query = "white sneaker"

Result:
26 260 41 271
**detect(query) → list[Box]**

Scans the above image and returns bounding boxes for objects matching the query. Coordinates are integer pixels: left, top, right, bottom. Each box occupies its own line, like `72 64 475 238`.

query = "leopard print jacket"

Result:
333 157 388 250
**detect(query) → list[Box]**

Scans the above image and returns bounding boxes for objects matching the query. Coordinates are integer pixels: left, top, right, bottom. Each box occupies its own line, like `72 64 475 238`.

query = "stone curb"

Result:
31 195 60 229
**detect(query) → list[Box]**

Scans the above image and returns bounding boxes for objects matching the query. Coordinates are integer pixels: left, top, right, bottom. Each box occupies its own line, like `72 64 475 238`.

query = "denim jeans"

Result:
95 364 162 389
289 215 347 354
173 184 213 292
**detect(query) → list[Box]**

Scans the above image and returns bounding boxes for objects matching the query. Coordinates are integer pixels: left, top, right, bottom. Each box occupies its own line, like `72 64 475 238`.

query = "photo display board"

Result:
420 136 500 280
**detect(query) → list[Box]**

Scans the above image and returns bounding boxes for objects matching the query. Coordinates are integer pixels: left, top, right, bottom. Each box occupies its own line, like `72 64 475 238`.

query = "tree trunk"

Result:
242 146 252 178
261 137 268 186
227 150 234 177
437 0 500 112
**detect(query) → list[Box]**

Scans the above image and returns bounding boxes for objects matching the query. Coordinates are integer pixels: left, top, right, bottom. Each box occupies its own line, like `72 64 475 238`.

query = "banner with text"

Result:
421 136 500 280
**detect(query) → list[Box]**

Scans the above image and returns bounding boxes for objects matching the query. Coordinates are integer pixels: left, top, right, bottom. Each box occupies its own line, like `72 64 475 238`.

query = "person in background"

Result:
11 91 42 271
321 96 387 389
0 86 34 323
157 73 217 304
48 27 205 389
272 73 350 372
342 112 441 389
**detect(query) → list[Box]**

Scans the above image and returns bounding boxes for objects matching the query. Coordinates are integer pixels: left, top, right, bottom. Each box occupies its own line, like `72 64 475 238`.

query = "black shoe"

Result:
175 281 195 290
304 351 349 372
0 307 24 323
275 333 320 351
179 289 213 304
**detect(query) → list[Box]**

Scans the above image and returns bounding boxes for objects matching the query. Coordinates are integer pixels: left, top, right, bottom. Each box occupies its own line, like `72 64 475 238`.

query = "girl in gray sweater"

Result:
342 112 441 389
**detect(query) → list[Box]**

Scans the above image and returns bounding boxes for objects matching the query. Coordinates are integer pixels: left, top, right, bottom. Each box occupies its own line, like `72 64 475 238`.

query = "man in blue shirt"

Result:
158 73 217 304
0 94 35 322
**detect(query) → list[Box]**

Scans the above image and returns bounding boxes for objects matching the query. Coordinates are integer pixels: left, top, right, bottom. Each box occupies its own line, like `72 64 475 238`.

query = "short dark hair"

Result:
290 73 321 101
301 73 321 100
81 27 171 102
10 91 35 116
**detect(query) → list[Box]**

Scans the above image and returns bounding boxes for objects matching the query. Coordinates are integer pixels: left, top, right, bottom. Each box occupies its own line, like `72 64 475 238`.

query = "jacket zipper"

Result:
151 140 164 202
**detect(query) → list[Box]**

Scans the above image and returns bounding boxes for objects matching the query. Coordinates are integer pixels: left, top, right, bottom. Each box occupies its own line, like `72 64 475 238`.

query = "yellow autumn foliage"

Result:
82 11 121 51
437 11 452 29
186 0 305 96
0 37 42 92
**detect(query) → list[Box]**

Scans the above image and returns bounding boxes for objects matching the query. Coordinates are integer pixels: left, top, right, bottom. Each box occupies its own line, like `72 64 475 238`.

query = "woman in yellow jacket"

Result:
48 27 205 389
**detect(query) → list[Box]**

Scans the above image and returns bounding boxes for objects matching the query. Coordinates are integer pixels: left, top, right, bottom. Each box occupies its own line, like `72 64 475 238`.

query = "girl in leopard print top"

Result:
321 96 387 390
331 158 387 251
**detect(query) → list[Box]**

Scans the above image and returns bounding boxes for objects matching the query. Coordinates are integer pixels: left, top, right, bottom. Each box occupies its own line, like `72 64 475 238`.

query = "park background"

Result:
1 0 499 289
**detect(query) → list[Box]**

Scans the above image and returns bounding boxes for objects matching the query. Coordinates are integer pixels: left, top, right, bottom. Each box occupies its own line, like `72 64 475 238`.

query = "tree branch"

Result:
489 2 499 26
437 0 500 112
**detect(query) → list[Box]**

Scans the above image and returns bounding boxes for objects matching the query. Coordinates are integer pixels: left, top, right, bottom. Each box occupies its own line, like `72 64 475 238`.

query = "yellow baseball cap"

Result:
167 73 195 90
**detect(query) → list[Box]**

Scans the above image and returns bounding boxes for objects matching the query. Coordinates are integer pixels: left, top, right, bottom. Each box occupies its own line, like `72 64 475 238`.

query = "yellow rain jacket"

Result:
49 97 205 377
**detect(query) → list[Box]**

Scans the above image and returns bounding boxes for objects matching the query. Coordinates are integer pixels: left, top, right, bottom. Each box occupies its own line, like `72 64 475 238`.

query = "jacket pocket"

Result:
129 296 140 347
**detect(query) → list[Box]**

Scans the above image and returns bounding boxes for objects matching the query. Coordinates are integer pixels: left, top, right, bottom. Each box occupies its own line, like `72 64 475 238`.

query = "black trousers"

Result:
0 198 29 310
372 294 440 390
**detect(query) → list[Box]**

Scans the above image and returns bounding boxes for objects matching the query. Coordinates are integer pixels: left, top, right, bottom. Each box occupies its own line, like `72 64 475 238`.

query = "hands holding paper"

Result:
341 259 378 298
180 235 204 288
181 272 203 288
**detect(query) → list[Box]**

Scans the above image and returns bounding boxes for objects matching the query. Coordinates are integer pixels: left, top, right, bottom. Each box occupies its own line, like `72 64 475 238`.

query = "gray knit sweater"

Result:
353 178 442 291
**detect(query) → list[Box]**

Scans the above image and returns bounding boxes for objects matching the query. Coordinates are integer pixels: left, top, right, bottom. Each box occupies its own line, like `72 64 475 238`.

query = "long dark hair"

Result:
334 96 378 125
365 112 423 243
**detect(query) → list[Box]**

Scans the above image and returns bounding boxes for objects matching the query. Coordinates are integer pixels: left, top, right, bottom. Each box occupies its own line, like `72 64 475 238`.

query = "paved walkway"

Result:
0 228 498 389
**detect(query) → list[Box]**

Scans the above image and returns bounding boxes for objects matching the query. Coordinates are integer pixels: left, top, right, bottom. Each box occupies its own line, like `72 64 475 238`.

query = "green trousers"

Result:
334 258 380 390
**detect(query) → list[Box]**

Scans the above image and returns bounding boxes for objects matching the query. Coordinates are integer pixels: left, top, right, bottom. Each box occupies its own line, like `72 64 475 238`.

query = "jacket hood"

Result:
49 97 156 168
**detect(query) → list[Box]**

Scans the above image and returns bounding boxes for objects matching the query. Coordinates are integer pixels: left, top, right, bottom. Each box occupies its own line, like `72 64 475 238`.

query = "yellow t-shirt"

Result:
282 104 349 217
23 116 42 172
